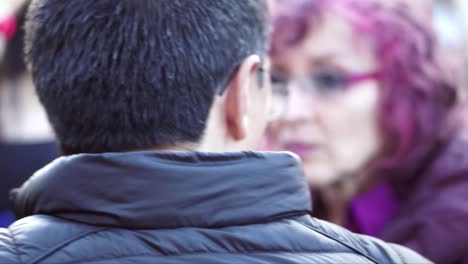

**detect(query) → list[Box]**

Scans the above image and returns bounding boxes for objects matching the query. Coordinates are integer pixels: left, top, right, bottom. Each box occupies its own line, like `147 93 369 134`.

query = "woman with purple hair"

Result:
267 0 467 263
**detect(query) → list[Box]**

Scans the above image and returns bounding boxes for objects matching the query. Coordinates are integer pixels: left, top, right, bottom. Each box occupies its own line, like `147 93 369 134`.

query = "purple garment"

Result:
314 126 468 263
379 129 468 264
346 181 400 237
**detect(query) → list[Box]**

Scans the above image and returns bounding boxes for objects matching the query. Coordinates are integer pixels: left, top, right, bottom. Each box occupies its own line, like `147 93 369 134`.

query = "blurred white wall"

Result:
0 0 13 57
0 0 14 17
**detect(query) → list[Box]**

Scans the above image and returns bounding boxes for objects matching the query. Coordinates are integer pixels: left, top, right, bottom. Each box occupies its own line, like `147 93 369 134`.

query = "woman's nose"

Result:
283 82 317 122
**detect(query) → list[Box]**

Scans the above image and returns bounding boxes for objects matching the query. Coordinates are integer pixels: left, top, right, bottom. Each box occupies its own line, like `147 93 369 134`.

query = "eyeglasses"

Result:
217 56 267 95
216 57 282 122
269 68 381 119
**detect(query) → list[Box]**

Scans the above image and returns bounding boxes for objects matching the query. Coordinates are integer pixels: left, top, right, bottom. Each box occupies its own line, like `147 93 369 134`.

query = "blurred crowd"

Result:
1 0 468 263
0 0 58 227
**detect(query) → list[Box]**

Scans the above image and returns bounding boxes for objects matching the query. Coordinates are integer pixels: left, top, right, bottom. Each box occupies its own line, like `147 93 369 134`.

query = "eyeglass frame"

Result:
216 55 268 96
269 69 382 119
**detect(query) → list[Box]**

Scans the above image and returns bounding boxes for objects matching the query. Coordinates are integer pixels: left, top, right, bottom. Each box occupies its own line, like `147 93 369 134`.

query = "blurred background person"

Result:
267 0 468 263
0 0 57 227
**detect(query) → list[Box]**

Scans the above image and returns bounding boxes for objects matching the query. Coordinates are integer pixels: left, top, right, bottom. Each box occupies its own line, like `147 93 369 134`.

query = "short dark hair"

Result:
25 0 269 155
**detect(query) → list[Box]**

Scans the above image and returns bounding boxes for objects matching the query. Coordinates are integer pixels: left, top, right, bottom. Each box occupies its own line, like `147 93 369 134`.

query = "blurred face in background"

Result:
268 11 383 188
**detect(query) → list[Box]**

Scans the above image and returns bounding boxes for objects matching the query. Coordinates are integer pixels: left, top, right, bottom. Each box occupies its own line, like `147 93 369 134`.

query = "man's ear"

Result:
224 55 261 141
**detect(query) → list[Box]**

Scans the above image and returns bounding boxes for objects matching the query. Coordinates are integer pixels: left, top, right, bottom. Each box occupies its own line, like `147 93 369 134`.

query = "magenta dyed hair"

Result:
270 0 457 169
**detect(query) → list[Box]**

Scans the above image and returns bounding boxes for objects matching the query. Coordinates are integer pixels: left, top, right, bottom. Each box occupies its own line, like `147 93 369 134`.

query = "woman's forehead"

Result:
271 11 377 73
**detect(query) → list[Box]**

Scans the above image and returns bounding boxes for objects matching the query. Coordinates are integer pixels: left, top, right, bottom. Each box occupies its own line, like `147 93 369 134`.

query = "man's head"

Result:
25 0 270 155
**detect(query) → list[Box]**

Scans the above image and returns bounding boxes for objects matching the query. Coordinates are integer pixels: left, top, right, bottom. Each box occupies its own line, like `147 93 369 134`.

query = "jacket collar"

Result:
12 151 311 229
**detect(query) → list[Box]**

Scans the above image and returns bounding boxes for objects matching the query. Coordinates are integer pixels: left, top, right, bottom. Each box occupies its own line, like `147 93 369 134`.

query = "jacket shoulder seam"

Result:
390 245 407 263
58 250 368 264
296 221 379 264
8 228 24 264
27 226 108 264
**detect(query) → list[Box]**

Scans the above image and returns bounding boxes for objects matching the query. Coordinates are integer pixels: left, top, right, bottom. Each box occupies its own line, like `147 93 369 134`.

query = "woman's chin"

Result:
304 164 341 189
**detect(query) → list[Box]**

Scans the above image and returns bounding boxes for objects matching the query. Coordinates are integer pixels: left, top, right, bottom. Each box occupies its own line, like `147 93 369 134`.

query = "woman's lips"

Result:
284 142 318 156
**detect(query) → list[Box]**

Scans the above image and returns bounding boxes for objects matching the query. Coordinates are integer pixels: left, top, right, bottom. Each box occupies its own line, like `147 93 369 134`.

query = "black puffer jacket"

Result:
0 151 429 263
